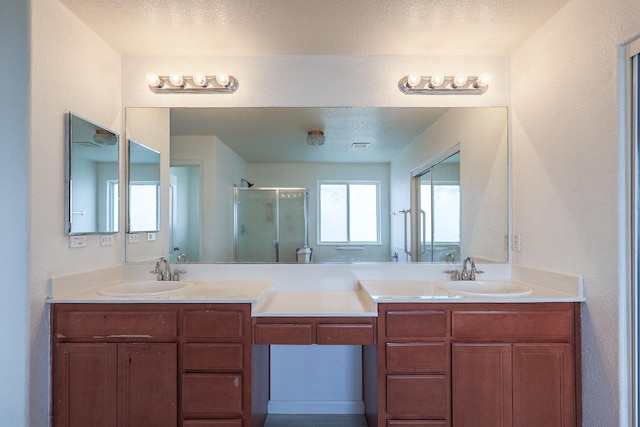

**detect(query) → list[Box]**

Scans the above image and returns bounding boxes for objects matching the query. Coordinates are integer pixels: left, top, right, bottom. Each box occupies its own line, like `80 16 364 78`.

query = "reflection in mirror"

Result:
411 150 461 262
66 113 119 235
234 187 308 262
125 107 508 264
128 140 160 232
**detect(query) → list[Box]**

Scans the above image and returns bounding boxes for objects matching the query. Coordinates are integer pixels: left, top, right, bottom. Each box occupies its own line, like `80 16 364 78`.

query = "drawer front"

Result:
182 374 243 415
317 324 375 345
183 311 244 339
386 343 446 373
386 375 447 418
56 311 177 339
183 420 242 427
452 309 574 341
183 344 243 371
254 324 313 344
386 310 447 338
388 421 446 427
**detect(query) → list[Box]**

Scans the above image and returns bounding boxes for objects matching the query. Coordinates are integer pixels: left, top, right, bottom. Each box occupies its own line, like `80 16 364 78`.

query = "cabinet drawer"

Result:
386 310 447 338
317 324 375 345
183 344 243 371
183 420 242 427
182 374 243 415
56 310 177 339
254 324 313 344
388 421 446 427
386 343 446 373
452 309 574 341
386 375 447 417
183 311 244 339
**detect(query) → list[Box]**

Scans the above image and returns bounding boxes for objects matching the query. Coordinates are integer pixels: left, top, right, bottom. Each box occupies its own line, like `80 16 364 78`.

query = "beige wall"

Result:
511 1 640 425
28 0 123 424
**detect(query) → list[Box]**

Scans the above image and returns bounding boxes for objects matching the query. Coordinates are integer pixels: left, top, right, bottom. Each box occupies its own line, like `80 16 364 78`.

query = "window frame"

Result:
317 180 382 245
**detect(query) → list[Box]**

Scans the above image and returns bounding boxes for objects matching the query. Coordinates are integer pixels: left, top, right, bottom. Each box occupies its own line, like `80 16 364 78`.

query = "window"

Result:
318 181 380 244
129 182 159 231
420 183 461 243
107 180 119 232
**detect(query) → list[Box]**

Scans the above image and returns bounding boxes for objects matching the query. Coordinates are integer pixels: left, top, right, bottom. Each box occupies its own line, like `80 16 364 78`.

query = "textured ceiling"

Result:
59 0 568 56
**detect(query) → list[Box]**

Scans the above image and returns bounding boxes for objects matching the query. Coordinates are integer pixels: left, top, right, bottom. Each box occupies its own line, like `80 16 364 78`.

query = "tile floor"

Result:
263 414 369 426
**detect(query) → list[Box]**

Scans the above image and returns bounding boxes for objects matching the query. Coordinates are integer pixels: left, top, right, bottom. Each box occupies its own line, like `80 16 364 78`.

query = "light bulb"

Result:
476 73 491 87
169 74 184 87
453 74 468 88
145 73 161 88
192 74 208 87
429 73 445 87
407 74 422 88
215 72 230 87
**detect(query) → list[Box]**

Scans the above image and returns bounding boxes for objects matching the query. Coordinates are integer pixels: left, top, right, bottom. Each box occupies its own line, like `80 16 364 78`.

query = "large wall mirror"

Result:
125 107 508 264
66 112 119 235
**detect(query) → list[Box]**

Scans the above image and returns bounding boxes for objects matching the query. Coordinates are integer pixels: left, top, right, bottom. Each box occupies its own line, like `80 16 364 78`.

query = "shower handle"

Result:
273 240 279 262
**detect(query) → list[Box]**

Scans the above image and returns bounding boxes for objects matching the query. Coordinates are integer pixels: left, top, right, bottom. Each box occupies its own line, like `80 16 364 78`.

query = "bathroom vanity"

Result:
49 271 582 427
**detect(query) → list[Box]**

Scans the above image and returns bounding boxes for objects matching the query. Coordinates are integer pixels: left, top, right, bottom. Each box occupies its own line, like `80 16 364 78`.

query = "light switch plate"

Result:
147 232 156 241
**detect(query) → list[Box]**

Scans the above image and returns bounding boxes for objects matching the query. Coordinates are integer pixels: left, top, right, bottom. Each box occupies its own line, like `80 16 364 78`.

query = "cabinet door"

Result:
452 343 512 427
513 344 575 427
117 343 177 427
53 343 117 427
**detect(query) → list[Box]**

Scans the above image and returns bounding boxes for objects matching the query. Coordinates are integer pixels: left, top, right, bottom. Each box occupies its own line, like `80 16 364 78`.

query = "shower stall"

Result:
234 187 308 263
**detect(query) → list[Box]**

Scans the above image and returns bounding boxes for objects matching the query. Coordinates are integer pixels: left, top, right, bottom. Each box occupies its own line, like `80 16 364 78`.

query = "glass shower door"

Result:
235 188 307 262
235 189 279 262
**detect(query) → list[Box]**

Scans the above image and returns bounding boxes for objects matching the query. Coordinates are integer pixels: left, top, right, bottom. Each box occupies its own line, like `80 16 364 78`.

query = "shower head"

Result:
241 178 254 188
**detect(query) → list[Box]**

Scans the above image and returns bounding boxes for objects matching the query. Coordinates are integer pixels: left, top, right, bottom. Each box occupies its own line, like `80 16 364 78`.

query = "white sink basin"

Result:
438 280 533 298
98 281 193 297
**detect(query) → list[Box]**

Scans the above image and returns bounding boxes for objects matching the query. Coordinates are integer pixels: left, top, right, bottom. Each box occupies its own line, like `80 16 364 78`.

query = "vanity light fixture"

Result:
398 73 491 95
306 130 325 146
145 72 239 94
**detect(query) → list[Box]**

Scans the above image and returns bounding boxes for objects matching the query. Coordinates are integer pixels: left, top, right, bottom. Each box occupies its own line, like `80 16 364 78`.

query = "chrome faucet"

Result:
151 257 172 281
461 256 483 281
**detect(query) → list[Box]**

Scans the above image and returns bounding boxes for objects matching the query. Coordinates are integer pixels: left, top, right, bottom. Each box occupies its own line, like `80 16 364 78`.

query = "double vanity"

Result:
49 263 583 427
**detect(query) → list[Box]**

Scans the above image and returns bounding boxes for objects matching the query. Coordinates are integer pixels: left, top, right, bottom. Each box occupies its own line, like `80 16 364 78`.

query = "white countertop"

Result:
252 290 377 317
46 263 584 316
49 279 272 304
359 279 583 303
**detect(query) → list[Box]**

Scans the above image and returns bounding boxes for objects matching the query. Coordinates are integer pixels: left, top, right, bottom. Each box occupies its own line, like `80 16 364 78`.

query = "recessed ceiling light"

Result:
351 142 370 149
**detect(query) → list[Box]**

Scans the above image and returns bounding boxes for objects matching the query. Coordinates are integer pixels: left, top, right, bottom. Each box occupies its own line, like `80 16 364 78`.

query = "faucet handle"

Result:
172 269 187 281
469 269 484 281
445 269 461 281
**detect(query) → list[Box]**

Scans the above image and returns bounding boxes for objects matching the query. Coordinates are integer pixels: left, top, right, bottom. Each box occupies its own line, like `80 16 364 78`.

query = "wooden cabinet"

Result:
369 305 450 427
52 303 268 427
181 305 257 426
368 303 581 427
53 300 580 427
450 303 579 427
52 305 178 427
253 317 376 345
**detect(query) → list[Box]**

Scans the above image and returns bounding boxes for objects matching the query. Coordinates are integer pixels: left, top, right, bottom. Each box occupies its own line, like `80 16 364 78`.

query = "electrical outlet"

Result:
147 232 156 241
100 235 114 246
128 234 140 244
513 233 522 252
69 236 87 248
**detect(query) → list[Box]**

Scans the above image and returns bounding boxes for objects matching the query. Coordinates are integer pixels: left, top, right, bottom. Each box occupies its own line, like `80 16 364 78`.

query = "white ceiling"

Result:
60 0 568 56
62 0 564 163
